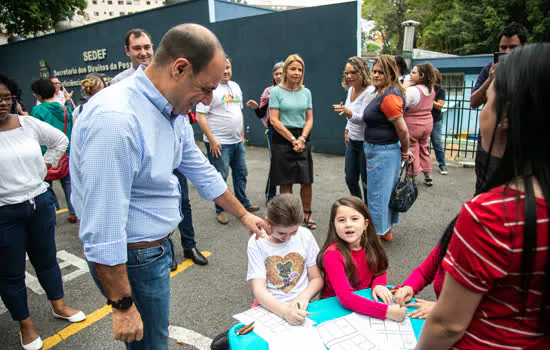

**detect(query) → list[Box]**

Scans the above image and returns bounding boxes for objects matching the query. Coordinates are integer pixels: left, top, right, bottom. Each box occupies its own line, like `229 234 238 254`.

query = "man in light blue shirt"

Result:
70 24 265 350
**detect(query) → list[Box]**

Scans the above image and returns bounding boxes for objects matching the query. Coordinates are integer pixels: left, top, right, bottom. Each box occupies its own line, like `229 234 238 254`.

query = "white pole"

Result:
357 0 361 56
208 0 216 23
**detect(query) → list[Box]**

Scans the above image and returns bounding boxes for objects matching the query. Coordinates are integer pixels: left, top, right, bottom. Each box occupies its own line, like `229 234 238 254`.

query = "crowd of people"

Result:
0 20 548 350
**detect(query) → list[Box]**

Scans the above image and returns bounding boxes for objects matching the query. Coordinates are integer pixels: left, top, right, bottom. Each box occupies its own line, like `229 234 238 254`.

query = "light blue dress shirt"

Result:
70 68 227 266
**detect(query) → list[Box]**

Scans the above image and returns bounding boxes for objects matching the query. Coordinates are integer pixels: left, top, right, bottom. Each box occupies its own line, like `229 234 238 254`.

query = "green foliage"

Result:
363 0 550 55
0 0 87 37
366 42 381 53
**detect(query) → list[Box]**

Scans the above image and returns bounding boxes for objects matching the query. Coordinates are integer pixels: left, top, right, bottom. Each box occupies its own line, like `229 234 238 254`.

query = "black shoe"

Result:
170 259 178 271
210 330 230 350
184 247 208 266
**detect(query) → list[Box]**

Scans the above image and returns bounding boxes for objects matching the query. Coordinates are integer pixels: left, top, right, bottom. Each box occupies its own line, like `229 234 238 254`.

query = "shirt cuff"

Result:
196 175 228 201
83 238 128 266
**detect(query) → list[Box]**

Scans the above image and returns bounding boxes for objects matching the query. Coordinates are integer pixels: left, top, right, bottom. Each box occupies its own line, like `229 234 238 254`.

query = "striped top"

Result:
442 186 548 349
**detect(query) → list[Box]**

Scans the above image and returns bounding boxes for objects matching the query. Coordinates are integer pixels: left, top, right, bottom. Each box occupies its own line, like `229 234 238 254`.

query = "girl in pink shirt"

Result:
317 196 407 321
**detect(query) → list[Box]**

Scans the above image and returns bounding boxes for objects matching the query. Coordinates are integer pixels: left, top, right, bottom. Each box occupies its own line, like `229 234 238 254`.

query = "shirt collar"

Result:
134 67 176 120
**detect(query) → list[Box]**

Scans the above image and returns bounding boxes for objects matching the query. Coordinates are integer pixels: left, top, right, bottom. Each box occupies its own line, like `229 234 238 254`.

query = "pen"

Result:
297 302 301 310
239 326 255 336
236 321 254 334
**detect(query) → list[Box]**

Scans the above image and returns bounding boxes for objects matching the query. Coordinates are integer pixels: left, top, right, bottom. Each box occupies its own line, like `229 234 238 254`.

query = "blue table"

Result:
228 288 424 349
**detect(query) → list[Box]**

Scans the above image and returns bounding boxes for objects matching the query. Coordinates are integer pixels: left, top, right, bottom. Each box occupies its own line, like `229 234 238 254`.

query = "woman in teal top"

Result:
31 78 77 223
269 54 317 229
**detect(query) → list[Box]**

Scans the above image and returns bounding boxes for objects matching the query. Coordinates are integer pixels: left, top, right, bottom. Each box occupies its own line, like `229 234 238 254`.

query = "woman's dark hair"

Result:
438 43 550 334
31 78 56 99
414 62 436 93
317 197 388 293
394 56 409 76
433 68 442 87
0 73 22 113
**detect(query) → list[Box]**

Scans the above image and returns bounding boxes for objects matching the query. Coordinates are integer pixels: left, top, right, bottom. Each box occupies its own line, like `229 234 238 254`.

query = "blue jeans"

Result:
205 141 251 213
0 191 64 321
46 172 75 214
364 142 401 235
265 128 277 202
173 170 196 250
344 139 367 202
430 120 446 169
88 239 172 350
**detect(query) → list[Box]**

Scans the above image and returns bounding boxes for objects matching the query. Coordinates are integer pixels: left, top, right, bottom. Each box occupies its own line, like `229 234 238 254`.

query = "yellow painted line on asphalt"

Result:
43 251 212 349
56 208 68 214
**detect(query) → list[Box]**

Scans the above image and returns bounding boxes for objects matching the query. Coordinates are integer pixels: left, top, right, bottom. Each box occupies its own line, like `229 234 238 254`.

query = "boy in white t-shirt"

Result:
196 56 258 225
247 194 323 325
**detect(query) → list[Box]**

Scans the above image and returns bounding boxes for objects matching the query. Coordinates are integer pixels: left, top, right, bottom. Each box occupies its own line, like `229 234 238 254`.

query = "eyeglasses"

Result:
0 95 16 103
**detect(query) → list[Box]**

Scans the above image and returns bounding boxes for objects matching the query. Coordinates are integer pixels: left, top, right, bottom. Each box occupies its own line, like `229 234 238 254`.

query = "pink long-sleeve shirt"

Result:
402 244 445 298
322 244 389 319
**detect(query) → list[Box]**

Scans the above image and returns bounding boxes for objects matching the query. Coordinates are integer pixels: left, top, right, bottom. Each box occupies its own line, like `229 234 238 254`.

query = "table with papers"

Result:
228 287 425 350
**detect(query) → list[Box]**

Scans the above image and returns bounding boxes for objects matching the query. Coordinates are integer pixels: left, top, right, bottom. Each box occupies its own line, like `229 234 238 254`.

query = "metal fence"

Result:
439 81 481 160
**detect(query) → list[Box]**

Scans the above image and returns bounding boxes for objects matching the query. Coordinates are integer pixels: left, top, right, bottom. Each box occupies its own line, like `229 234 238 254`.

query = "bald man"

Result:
70 24 266 349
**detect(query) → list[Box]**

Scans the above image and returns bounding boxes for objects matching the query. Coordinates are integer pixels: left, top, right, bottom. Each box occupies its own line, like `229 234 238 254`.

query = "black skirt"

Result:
270 128 314 186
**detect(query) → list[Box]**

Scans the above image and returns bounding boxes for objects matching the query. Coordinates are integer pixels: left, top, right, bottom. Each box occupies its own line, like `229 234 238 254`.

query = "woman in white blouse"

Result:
332 56 376 202
0 74 86 350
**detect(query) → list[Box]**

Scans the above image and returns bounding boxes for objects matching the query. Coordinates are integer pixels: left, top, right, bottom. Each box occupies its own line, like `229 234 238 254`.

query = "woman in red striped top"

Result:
417 44 550 349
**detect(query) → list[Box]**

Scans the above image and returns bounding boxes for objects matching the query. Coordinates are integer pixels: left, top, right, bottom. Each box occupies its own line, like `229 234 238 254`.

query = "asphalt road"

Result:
0 144 475 349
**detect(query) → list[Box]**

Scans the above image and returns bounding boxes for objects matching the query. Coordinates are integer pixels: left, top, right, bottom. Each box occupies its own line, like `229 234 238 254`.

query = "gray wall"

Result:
0 0 358 154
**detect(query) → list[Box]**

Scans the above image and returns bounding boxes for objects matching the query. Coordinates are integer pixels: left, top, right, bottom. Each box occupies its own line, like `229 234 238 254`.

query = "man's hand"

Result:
112 305 144 343
246 100 259 110
209 140 222 159
239 212 266 239
488 63 496 80
45 162 52 170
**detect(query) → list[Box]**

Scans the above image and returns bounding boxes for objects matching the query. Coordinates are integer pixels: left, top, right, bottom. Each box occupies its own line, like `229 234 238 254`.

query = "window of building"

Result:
109 11 114 16
94 11 99 16
126 0 132 4
118 0 123 4
107 0 112 4
146 1 151 4
92 0 98 4
120 11 126 15
134 0 141 4
441 73 465 95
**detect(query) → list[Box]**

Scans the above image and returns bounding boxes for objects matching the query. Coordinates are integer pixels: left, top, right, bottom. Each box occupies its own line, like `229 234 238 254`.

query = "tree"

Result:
0 0 87 37
362 0 429 55
419 0 550 54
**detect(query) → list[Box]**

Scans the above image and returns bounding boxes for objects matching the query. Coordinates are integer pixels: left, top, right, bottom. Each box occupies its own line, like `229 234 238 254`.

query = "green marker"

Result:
297 302 301 310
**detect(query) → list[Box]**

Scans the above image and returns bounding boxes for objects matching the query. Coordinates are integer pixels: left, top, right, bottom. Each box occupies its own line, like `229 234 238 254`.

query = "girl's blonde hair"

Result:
342 56 372 89
373 55 406 98
266 194 304 227
281 54 305 89
317 197 388 290
80 73 105 99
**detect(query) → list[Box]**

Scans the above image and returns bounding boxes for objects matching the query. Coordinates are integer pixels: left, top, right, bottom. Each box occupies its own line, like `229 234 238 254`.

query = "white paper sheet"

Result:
316 314 383 350
352 313 417 350
233 306 316 344
268 326 325 350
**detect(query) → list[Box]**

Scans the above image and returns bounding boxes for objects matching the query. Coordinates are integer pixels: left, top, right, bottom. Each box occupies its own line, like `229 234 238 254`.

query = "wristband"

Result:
298 136 306 142
289 136 296 142
236 212 247 221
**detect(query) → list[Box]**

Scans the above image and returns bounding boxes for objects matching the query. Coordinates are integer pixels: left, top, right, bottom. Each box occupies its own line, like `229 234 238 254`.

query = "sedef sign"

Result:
83 48 107 62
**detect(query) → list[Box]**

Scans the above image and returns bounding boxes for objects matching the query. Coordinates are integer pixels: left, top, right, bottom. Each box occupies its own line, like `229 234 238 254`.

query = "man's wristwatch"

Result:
298 135 306 142
107 296 134 311
290 136 296 142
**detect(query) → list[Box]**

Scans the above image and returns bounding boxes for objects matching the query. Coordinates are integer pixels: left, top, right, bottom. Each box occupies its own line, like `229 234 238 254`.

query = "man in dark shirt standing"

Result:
470 22 527 194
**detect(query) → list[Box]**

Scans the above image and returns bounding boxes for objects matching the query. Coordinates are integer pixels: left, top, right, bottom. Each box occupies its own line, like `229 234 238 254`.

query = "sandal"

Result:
424 176 433 186
303 210 317 230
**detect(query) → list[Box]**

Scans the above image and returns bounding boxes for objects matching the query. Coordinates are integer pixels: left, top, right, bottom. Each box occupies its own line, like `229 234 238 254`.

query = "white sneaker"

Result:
439 166 449 175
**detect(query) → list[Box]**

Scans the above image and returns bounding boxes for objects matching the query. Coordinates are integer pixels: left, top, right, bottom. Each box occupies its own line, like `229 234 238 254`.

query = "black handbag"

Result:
389 160 418 212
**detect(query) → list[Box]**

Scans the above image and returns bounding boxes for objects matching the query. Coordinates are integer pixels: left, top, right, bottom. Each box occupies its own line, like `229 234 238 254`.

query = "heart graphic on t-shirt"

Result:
265 252 305 293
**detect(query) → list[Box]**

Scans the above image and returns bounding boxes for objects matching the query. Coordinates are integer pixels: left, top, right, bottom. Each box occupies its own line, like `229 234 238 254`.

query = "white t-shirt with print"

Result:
247 227 320 304
196 80 244 145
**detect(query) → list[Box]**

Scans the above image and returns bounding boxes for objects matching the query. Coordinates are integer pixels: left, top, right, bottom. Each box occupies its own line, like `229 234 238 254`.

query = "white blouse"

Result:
0 115 68 206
